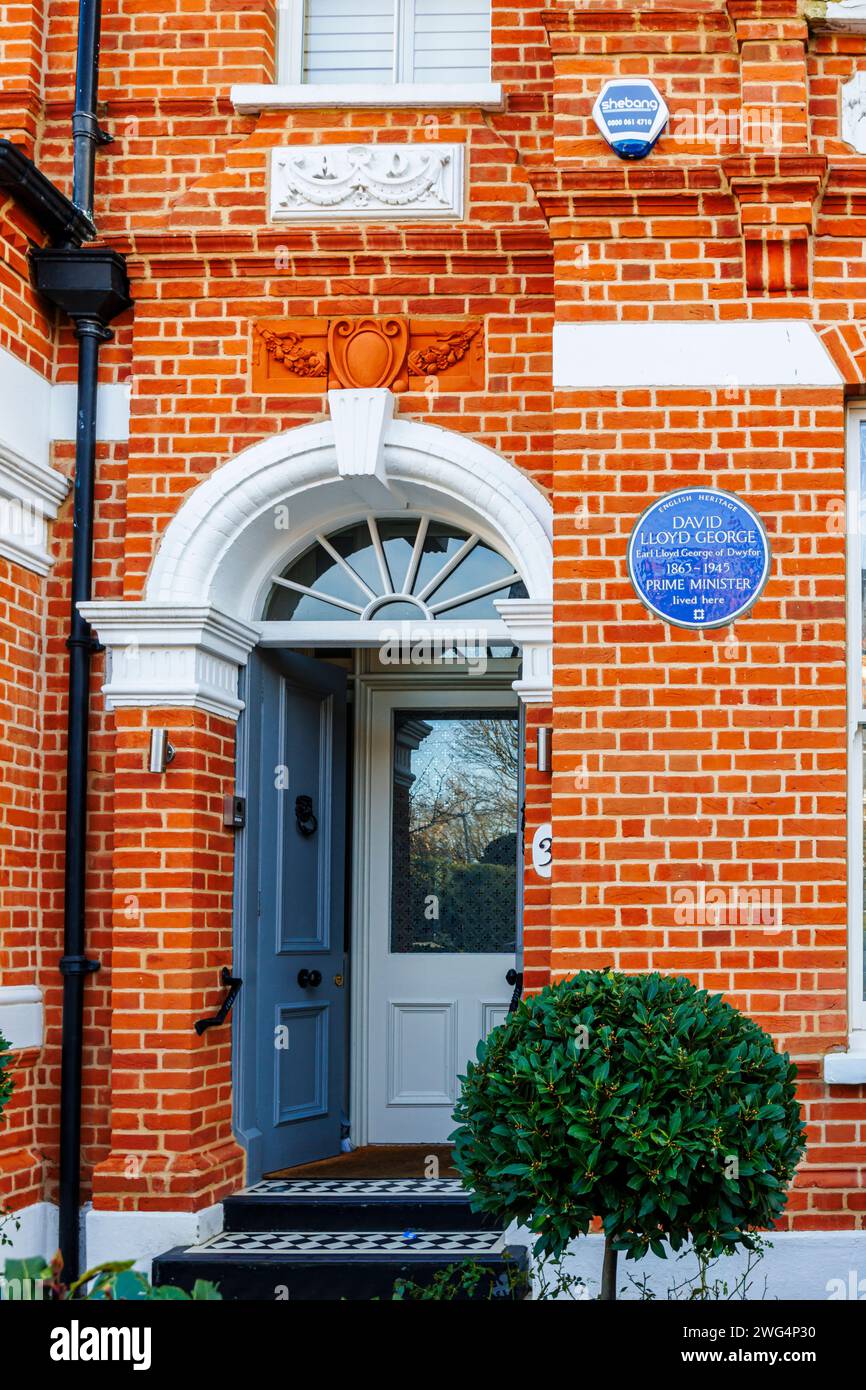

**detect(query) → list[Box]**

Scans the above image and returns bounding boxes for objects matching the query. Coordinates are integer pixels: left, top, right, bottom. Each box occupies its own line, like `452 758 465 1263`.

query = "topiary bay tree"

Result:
452 970 806 1299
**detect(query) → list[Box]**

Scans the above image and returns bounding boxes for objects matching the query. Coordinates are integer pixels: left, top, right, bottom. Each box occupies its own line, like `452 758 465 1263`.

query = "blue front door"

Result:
240 649 347 1175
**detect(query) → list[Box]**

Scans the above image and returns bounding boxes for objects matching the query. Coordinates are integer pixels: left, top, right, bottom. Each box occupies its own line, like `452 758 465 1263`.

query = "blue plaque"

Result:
627 489 771 630
592 79 669 160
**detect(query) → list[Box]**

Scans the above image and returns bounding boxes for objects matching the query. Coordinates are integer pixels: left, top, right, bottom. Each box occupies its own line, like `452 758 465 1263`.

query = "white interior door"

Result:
365 686 519 1143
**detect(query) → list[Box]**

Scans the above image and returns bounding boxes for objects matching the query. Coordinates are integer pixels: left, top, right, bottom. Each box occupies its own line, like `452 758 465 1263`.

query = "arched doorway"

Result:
82 390 553 1178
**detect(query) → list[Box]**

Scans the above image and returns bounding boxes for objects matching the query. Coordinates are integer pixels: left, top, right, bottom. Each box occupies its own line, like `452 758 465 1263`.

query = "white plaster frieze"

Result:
269 143 465 222
842 69 866 152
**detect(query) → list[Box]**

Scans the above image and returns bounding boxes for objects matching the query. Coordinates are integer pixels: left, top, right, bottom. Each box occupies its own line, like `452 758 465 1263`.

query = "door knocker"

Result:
295 795 318 837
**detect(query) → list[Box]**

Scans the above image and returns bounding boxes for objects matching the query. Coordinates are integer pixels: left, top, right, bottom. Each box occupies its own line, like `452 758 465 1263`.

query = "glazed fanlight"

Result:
264 515 527 624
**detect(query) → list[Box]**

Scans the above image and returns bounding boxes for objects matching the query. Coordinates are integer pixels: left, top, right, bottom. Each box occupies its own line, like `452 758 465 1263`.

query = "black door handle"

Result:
506 968 523 1013
194 966 242 1035
298 968 322 989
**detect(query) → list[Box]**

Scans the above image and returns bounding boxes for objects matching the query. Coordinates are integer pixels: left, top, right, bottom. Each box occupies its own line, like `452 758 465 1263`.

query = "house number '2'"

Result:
532 823 553 879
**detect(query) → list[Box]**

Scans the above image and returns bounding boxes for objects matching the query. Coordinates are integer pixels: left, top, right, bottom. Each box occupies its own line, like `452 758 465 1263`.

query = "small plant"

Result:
1 1252 220 1301
392 1254 527 1300
0 1031 12 1118
0 1030 16 1250
626 1237 771 1301
452 970 806 1299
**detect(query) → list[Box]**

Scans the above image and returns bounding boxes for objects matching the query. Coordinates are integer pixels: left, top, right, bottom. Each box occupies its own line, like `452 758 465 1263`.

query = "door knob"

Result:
298 968 322 989
506 968 519 986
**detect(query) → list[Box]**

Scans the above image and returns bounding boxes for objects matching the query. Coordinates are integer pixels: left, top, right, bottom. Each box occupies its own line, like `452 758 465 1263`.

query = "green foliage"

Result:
1 1253 220 1301
452 970 806 1263
0 1031 12 1118
392 1255 527 1300
0 1031 15 1248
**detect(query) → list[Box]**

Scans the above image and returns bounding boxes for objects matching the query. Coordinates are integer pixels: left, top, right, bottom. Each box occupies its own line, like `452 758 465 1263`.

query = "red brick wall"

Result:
551 385 852 1228
534 0 864 1232
32 442 126 1210
0 557 47 1210
3 0 866 1232
92 707 244 1212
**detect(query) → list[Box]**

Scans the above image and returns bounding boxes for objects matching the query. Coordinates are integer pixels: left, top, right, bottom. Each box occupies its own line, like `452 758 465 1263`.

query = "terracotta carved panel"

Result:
252 317 484 395
253 318 330 393
328 317 410 391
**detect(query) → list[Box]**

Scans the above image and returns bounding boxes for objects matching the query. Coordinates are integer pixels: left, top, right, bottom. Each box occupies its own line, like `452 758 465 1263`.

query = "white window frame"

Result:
829 403 866 1079
232 0 502 113
278 0 306 84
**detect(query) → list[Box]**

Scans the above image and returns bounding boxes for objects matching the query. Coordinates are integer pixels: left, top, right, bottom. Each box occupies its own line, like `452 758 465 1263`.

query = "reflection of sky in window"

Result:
405 714 518 852
264 517 526 622
424 543 515 606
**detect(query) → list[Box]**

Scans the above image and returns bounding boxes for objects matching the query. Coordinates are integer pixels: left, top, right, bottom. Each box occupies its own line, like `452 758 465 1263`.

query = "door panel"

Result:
246 650 347 1174
366 690 518 1143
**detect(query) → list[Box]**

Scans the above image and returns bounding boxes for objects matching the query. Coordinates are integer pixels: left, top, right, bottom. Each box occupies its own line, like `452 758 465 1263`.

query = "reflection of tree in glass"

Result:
392 714 518 954
408 717 517 863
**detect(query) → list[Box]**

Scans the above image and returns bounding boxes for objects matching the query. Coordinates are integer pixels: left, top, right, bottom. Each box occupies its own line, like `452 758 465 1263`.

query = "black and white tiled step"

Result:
223 1177 499 1232
153 1180 527 1301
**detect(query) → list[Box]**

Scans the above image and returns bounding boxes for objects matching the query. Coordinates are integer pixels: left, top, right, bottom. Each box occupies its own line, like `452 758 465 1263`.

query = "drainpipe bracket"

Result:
59 955 101 977
72 112 114 147
65 633 104 653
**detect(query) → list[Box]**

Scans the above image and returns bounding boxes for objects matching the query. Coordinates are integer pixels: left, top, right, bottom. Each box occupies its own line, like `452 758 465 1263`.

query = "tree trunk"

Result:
600 1236 618 1301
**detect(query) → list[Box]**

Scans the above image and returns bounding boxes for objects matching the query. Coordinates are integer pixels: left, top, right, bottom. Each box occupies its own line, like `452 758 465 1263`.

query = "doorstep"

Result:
152 1178 527 1301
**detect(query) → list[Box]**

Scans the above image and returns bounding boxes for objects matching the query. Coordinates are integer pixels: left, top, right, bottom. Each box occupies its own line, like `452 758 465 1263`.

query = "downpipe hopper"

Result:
30 245 131 326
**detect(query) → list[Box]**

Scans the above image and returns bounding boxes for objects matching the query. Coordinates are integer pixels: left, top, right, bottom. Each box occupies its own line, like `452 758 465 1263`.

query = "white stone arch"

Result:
81 390 553 717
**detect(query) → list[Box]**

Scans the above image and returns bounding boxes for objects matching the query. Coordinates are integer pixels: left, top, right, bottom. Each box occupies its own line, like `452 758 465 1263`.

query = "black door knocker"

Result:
295 795 318 837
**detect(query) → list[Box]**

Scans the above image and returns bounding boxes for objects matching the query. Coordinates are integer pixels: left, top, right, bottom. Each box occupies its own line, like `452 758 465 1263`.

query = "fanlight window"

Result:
263 516 527 623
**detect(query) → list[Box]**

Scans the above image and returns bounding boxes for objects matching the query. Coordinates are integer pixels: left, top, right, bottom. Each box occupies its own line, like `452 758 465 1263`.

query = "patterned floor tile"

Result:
186 1229 504 1256
238 1178 467 1199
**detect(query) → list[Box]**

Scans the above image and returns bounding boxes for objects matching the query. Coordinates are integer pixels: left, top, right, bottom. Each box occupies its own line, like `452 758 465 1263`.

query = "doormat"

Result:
266 1144 458 1181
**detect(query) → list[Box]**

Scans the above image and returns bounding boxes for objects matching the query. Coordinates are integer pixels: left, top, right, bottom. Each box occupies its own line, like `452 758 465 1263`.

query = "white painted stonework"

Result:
0 1202 58 1266
824 1049 866 1083
842 69 866 152
495 599 553 704
0 445 68 576
0 343 132 576
541 1228 866 1301
77 604 259 722
269 143 465 222
328 387 403 508
80 405 553 713
0 985 43 1049
234 82 502 115
553 321 844 389
85 1203 224 1276
0 342 129 472
816 2 866 32
144 407 552 619
50 382 130 444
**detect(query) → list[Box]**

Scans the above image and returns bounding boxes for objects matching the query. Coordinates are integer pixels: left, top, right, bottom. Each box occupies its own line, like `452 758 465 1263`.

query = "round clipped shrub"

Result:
452 970 805 1297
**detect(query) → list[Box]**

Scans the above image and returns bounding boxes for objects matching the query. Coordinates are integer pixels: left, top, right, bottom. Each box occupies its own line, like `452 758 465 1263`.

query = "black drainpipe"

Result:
30 0 130 1283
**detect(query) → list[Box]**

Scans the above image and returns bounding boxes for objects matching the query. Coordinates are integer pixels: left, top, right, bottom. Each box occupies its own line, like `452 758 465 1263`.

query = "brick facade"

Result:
1 0 866 1257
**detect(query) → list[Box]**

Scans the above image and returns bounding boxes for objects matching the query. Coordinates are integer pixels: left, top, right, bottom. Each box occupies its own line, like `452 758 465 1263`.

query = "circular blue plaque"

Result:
627 488 771 630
